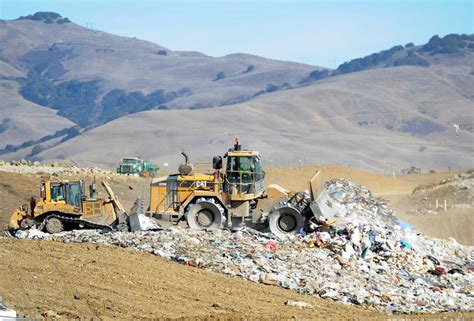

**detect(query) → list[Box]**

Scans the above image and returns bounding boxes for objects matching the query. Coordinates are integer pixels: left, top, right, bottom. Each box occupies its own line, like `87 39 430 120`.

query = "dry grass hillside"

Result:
0 16 316 109
35 65 474 172
0 62 74 148
0 14 319 150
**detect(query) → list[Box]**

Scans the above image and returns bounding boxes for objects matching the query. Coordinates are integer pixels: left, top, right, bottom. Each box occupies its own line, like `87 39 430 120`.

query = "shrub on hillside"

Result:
336 45 404 74
393 51 430 67
214 71 225 81
19 66 184 126
29 144 44 156
244 65 255 73
100 88 179 122
422 34 467 54
0 118 12 134
308 69 330 81
18 12 70 24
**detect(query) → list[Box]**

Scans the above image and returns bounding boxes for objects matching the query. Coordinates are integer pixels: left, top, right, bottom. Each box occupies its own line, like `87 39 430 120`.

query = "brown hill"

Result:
34 65 474 172
0 14 316 123
0 61 74 149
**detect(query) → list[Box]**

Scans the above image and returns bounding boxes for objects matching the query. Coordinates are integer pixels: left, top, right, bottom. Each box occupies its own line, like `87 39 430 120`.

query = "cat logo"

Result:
195 181 207 188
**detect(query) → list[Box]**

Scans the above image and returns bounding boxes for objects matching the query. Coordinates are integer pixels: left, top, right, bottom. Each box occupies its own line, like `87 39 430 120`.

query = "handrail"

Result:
153 167 265 212
154 176 222 212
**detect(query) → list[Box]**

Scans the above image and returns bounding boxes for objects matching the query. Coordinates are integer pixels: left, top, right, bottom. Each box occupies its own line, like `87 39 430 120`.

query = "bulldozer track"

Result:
44 214 114 233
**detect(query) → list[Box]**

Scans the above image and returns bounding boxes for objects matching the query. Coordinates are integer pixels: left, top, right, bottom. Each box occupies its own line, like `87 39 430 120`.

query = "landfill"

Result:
11 179 474 314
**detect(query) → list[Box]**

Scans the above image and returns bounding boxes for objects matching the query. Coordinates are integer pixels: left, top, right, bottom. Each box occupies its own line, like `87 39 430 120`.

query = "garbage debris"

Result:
286 300 314 309
0 297 17 319
7 179 473 314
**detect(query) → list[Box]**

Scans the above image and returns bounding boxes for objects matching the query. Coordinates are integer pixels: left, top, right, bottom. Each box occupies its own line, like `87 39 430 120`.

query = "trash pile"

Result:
11 179 474 314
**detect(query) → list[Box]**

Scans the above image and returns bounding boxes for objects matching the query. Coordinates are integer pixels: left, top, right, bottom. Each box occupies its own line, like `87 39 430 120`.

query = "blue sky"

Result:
1 0 473 67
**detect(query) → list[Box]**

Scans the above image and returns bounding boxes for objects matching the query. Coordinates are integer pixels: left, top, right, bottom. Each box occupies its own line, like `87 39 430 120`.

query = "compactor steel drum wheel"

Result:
45 217 64 234
186 200 223 230
269 205 304 237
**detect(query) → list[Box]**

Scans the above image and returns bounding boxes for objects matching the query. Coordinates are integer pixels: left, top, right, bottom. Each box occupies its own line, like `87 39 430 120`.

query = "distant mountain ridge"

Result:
0 12 473 173
300 33 474 83
0 12 318 127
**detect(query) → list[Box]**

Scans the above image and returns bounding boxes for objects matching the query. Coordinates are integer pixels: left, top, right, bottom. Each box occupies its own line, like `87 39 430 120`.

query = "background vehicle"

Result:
117 157 158 177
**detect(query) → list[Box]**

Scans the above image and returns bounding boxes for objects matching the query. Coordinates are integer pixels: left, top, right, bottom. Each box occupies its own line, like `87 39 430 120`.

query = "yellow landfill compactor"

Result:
9 180 130 233
148 138 332 236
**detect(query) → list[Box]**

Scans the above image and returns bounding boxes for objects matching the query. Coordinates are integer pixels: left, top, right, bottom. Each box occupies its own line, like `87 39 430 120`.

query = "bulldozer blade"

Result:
8 207 29 231
128 197 161 232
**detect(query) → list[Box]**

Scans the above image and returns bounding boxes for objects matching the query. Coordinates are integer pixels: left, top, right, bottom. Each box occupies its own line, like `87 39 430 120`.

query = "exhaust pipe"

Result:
181 151 189 165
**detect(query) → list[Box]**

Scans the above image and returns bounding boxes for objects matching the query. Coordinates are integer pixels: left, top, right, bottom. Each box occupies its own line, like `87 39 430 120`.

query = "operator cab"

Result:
217 138 265 197
44 181 84 209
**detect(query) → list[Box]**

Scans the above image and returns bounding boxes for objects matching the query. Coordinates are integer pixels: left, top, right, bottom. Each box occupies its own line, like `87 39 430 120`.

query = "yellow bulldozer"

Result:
9 180 131 233
147 138 332 236
9 138 335 237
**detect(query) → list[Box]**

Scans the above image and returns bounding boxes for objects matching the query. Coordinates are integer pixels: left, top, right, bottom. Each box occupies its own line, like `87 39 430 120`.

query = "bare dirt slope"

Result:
387 170 473 245
35 66 474 172
0 239 381 320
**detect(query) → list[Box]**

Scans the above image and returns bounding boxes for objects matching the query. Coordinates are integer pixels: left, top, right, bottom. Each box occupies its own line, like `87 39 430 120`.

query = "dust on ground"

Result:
0 239 381 320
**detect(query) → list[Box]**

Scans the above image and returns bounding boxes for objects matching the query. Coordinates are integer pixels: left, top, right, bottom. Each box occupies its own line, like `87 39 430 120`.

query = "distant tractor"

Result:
117 157 158 177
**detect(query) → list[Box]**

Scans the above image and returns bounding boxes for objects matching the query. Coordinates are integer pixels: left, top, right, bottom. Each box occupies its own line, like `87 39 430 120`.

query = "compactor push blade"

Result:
309 171 341 221
128 197 161 232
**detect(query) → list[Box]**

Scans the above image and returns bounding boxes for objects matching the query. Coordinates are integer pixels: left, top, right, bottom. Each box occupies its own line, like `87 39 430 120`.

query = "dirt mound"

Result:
0 239 380 319
388 170 473 245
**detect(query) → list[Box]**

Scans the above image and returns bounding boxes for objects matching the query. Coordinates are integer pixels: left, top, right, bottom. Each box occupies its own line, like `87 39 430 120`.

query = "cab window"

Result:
254 157 264 180
226 156 252 172
66 183 82 208
50 184 64 201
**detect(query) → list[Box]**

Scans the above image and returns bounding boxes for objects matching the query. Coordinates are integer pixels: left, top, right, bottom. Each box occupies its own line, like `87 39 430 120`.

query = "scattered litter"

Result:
0 297 17 319
5 179 473 314
286 300 314 309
